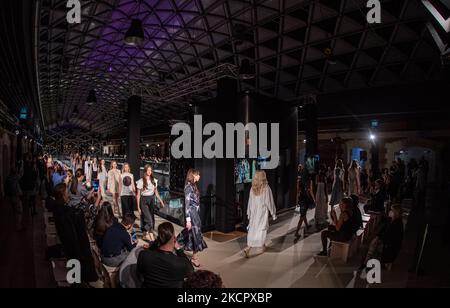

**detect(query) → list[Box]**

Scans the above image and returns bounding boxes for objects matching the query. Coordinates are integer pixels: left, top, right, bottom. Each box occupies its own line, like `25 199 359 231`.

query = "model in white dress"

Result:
245 177 277 258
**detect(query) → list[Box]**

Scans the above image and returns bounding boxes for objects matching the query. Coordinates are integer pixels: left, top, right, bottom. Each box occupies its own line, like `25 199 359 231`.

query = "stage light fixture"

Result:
86 90 97 106
239 59 256 80
124 19 145 47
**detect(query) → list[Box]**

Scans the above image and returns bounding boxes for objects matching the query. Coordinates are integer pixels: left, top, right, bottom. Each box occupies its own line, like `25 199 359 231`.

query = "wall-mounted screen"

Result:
234 159 256 184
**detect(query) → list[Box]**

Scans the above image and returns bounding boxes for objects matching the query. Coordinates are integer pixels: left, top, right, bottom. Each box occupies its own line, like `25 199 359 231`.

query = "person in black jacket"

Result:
360 204 404 268
137 222 193 288
101 214 137 267
364 179 386 213
53 183 98 283
350 194 363 231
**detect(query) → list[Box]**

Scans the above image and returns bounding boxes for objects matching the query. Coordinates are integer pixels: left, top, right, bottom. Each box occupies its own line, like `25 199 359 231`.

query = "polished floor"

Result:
2 190 449 288
161 209 410 288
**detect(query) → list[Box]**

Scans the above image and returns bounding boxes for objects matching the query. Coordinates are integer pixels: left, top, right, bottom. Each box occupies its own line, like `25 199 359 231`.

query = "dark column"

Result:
16 134 23 161
127 96 142 180
215 78 238 233
287 106 299 208
370 137 380 179
303 95 319 175
304 95 318 159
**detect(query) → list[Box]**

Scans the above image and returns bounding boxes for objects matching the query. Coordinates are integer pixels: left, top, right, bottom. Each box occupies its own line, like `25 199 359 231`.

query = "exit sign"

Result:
371 120 379 128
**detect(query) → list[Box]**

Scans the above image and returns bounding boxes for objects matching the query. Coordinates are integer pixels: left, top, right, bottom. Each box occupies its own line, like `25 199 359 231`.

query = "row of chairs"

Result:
329 199 412 265
42 200 71 287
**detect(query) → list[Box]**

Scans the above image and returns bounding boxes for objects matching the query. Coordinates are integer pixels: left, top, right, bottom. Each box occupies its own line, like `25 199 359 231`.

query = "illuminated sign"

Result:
371 120 379 129
19 107 28 120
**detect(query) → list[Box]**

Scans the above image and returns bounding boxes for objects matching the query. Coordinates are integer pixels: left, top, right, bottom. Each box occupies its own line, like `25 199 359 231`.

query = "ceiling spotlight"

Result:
370 134 376 140
73 105 79 116
91 146 95 151
146 144 150 148
232 24 252 46
303 139 307 144
124 19 145 47
239 59 256 80
324 48 337 65
86 90 97 106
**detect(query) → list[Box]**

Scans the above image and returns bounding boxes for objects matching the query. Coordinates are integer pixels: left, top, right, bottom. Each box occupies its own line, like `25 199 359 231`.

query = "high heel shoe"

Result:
243 248 250 258
191 257 201 268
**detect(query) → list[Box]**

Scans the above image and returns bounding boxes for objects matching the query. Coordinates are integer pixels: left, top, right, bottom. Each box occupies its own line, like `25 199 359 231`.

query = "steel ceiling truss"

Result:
37 0 443 138
133 63 239 101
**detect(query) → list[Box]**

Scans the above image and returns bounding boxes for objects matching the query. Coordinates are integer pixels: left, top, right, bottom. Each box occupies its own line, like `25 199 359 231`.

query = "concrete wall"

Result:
0 129 15 197
299 129 449 185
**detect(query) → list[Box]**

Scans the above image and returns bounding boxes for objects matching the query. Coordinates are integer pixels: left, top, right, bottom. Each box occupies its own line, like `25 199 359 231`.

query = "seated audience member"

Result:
137 222 194 288
53 183 98 283
184 270 224 288
94 202 116 248
364 179 386 213
361 205 404 268
350 194 363 231
4 167 23 231
52 163 67 187
119 247 145 289
101 213 137 268
74 192 101 239
69 169 94 207
317 197 357 257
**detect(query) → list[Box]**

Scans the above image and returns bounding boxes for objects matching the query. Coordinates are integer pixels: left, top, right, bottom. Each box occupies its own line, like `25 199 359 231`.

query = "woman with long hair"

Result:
119 163 136 216
75 156 83 171
64 169 74 188
84 156 92 185
294 176 314 241
136 165 165 242
243 170 276 258
97 159 107 199
329 159 345 206
315 171 329 227
91 157 98 180
68 168 92 207
183 169 207 267
94 202 116 248
107 161 121 215
348 160 361 196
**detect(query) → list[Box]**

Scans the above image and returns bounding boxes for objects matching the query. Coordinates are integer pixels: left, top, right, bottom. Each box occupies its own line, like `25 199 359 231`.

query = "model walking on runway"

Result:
136 165 165 242
244 170 277 258
184 169 207 267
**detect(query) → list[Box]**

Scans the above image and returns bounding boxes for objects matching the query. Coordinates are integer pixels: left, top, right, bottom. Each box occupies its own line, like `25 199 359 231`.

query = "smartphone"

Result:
92 179 100 192
131 229 137 242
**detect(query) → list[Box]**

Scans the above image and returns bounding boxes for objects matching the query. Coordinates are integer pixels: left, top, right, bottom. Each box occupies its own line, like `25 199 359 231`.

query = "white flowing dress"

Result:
247 186 277 248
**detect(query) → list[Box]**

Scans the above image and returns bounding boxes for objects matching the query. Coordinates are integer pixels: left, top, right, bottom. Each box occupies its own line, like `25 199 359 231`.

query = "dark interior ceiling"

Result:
2 0 448 141
0 0 43 130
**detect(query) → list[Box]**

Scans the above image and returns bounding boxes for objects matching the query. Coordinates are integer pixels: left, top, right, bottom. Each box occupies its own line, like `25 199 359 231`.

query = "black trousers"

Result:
321 226 352 252
121 195 136 216
140 195 155 233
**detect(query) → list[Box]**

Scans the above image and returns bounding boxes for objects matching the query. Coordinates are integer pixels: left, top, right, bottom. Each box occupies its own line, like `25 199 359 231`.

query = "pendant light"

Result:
86 90 97 106
124 1 145 47
239 59 256 80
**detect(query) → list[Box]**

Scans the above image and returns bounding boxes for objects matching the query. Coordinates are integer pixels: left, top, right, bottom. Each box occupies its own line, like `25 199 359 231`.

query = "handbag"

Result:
176 228 190 246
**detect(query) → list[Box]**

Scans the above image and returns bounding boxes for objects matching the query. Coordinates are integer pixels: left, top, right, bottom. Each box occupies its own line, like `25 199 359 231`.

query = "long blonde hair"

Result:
122 163 131 174
252 170 268 196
